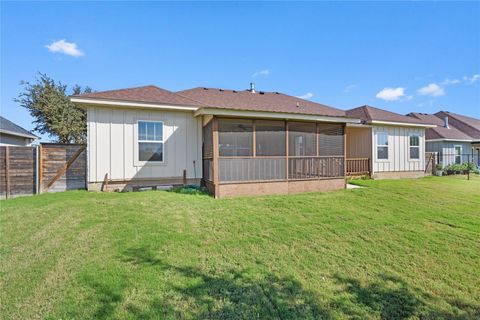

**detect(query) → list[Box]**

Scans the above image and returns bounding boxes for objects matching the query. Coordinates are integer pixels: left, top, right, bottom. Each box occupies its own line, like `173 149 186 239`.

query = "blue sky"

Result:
1 1 479 140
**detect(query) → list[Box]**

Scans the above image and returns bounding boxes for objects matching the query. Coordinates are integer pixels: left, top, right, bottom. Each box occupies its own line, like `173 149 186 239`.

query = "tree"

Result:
16 73 92 143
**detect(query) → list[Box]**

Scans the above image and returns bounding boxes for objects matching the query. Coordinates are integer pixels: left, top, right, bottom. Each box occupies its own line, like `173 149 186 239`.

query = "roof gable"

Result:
346 105 429 125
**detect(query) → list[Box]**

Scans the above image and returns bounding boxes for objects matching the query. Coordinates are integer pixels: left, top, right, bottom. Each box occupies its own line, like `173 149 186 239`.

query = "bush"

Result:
435 163 443 171
170 185 210 195
443 162 475 175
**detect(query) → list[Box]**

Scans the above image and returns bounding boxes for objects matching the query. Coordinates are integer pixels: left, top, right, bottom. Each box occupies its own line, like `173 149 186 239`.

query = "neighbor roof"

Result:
408 112 473 141
74 85 203 107
176 87 348 117
0 116 37 139
435 111 480 140
346 105 432 126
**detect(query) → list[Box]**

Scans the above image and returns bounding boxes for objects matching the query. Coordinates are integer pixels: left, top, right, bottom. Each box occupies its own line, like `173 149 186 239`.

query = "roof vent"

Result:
249 82 256 93
233 90 237 93
219 89 224 92
203 88 208 90
296 102 300 108
275 92 280 94
259 91 265 95
444 115 449 129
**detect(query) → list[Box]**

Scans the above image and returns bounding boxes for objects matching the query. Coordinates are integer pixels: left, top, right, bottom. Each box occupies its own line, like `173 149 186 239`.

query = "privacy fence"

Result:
0 143 86 199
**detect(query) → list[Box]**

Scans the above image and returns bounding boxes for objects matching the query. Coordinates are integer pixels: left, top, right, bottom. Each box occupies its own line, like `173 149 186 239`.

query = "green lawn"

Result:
1 176 479 319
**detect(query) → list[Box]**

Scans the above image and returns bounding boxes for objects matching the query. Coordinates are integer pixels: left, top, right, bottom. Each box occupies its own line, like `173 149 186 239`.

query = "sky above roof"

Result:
1 2 479 141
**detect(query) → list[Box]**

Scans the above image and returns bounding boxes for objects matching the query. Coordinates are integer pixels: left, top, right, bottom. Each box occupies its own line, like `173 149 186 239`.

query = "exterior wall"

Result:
346 126 371 158
216 178 345 198
0 133 32 146
425 141 473 165
371 125 425 173
87 106 202 185
372 171 425 180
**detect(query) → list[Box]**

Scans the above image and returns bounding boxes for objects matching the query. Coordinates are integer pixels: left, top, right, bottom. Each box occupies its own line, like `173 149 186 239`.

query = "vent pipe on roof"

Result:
444 115 449 129
250 82 255 93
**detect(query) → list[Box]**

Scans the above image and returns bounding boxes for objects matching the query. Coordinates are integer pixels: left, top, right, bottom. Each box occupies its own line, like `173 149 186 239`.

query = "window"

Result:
138 121 163 162
255 120 285 156
409 134 420 160
288 122 316 156
377 132 388 160
218 119 253 156
455 145 462 164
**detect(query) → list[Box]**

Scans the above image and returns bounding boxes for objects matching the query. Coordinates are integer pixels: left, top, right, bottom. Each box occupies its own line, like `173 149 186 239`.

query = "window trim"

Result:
454 145 462 165
134 119 166 166
376 132 389 161
408 133 421 161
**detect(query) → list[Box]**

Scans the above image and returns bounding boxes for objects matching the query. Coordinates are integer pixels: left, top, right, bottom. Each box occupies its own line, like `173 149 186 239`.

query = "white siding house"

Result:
86 106 202 190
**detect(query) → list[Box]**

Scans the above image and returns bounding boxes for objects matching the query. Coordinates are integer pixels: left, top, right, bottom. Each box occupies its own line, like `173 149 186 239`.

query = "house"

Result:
408 111 480 166
0 116 38 146
71 85 433 197
345 106 436 179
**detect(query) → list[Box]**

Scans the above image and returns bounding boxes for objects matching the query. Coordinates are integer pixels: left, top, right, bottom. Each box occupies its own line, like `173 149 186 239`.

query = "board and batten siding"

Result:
87 106 202 183
426 141 472 165
372 125 425 173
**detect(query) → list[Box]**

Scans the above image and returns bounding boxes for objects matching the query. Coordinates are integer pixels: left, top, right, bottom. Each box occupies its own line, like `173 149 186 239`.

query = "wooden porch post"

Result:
343 124 347 179
285 121 289 181
252 120 256 158
212 117 219 198
5 146 10 199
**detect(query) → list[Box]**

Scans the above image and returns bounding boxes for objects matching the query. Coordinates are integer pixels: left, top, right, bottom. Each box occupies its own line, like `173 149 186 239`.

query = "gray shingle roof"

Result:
0 116 38 139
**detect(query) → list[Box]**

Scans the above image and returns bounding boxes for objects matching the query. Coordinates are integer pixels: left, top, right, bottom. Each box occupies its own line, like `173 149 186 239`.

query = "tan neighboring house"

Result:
345 106 435 179
0 116 38 146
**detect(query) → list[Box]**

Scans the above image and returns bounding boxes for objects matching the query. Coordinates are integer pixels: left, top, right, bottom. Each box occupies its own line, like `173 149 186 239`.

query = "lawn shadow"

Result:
120 246 332 319
333 273 479 320
112 246 479 319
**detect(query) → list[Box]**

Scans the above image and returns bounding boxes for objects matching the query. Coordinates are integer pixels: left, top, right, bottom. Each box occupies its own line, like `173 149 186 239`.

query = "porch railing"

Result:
288 156 344 180
218 156 344 183
346 158 370 176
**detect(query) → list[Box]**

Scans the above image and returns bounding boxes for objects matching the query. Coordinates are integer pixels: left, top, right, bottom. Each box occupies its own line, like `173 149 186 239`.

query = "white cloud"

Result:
297 92 314 100
467 74 480 84
417 83 445 97
45 39 83 57
375 87 405 101
441 78 460 85
252 69 270 77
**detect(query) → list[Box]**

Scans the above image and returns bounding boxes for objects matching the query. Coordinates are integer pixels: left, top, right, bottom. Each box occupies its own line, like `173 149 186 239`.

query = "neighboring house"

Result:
345 106 435 179
408 111 480 166
71 85 433 197
0 116 38 146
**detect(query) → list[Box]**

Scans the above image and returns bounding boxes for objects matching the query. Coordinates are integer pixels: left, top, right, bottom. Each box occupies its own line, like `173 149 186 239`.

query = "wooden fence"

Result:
0 143 86 199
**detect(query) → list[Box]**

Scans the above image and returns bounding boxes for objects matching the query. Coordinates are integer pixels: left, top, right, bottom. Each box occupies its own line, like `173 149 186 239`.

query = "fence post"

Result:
467 154 470 181
5 146 10 199
38 144 43 193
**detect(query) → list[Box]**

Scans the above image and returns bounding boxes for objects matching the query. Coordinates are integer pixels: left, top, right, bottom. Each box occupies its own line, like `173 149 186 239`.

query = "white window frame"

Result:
408 133 420 161
454 145 462 164
136 120 165 165
376 132 389 161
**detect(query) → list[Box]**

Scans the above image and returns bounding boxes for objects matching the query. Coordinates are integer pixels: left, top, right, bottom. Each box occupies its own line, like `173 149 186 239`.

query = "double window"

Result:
138 121 164 162
377 132 388 160
409 134 420 160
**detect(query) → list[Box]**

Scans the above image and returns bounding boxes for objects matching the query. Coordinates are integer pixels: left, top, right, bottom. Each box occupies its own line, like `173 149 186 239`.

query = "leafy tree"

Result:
16 73 92 143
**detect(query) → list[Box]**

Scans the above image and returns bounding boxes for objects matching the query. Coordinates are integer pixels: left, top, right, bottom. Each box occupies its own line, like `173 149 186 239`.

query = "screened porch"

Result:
202 117 346 192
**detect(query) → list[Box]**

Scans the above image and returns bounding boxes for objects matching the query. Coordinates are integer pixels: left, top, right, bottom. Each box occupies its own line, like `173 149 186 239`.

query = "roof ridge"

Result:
79 85 163 96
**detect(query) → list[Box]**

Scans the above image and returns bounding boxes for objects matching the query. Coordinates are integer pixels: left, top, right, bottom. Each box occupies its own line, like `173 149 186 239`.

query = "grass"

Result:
1 175 479 319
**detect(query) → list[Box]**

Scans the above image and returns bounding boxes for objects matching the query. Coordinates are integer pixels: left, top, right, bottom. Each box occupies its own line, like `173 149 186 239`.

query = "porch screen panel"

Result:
218 119 253 157
288 122 316 156
219 158 286 182
256 120 286 156
318 124 344 156
203 121 213 159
